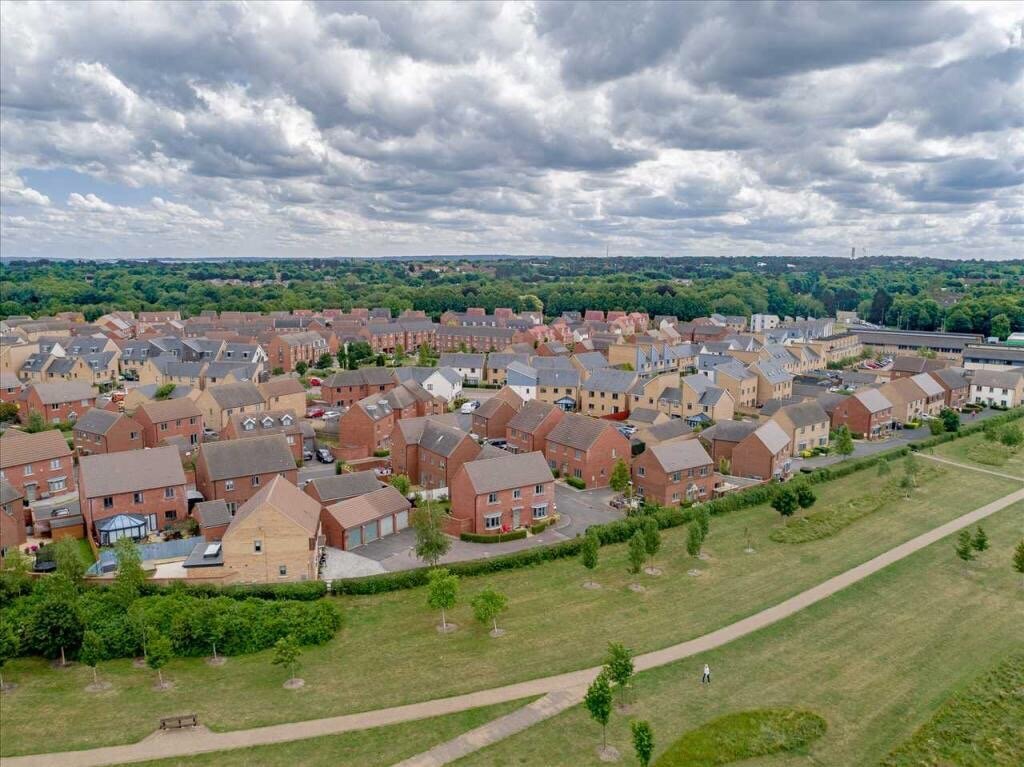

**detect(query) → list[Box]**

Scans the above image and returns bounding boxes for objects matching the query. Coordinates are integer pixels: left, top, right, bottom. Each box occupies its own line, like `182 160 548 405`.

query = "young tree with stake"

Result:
471 587 508 637
834 425 854 458
79 630 105 687
584 671 613 751
609 459 630 493
642 516 661 573
427 568 459 632
627 530 646 575
604 642 635 705
631 720 655 767
955 530 975 564
581 529 599 587
272 635 302 686
972 527 989 553
696 506 710 539
1013 539 1024 586
796 485 816 510
686 522 703 558
771 487 798 519
147 633 172 689
412 503 451 567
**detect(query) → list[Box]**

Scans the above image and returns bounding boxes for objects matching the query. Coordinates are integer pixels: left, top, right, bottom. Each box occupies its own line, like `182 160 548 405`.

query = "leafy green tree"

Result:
695 506 710 539
348 341 373 362
154 383 176 400
427 568 459 631
796 485 816 510
999 423 1023 447
877 460 892 477
609 459 630 493
928 418 946 436
112 537 145 606
718 456 731 475
834 425 854 458
23 410 51 433
471 587 508 635
642 516 661 571
604 642 634 704
29 593 83 666
336 349 348 369
79 630 105 686
295 360 308 376
955 530 975 563
393 345 406 364
0 617 19 690
271 635 301 683
1013 539 1024 586
771 488 798 518
899 474 915 499
417 343 432 366
316 352 334 369
147 633 173 687
389 474 411 495
972 527 989 553
989 313 1011 340
0 402 20 422
53 538 86 590
584 671 613 750
627 531 646 575
631 720 655 767
412 503 451 567
939 409 960 433
686 522 703 558
581 529 599 585
375 353 385 367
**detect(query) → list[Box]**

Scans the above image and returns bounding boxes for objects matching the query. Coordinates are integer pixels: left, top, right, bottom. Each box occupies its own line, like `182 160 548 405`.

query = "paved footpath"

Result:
919 453 1024 482
4 482 1023 767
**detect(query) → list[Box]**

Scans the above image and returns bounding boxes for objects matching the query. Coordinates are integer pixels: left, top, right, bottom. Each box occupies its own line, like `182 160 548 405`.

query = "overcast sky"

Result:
1 1 1021 260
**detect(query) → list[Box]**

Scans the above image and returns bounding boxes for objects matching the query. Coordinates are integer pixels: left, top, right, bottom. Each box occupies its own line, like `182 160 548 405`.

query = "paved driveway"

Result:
552 484 624 538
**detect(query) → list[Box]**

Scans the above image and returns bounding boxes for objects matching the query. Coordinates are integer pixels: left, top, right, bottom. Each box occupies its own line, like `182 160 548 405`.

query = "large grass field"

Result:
932 428 1024 473
1 459 1019 756
451 501 1024 766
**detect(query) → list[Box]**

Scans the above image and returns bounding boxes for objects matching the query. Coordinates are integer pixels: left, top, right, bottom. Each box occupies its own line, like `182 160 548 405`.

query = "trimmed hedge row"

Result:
565 477 586 490
137 580 328 602
460 529 528 543
330 407 1024 596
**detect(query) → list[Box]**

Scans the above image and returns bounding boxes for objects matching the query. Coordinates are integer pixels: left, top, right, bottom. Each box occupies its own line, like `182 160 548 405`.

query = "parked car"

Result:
460 400 480 414
308 376 322 387
202 427 218 438
303 449 314 462
374 466 392 477
485 438 508 449
306 406 325 418
316 447 335 463
323 410 341 420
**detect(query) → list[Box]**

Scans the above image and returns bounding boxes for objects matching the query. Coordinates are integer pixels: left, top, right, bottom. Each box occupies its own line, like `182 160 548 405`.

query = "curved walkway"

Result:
4 484 1023 767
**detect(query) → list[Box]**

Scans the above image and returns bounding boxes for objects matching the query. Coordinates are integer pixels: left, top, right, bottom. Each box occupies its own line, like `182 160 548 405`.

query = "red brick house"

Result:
697 420 758 466
19 381 96 424
824 389 893 439
392 417 482 489
928 367 970 410
322 485 411 549
0 372 22 404
72 408 143 456
450 451 555 534
334 381 445 460
506 399 565 454
221 410 304 460
730 421 792 481
195 434 299 513
0 429 75 504
133 398 204 449
1 480 27 561
543 413 631 488
266 331 329 372
632 440 716 505
192 499 232 541
304 470 385 509
78 446 188 543
471 387 524 439
321 368 397 408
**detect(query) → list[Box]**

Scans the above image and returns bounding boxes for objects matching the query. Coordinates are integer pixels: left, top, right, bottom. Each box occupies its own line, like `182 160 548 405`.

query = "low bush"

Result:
373 449 391 458
138 580 328 602
460 529 528 543
530 518 556 534
565 476 586 490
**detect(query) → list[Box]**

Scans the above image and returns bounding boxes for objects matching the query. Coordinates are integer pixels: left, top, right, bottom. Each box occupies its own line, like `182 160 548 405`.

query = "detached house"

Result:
0 429 75 503
19 381 96 424
195 434 298 512
769 401 830 454
322 368 397 409
392 417 481 490
221 410 303 460
472 387 524 439
450 451 555 535
72 408 143 456
731 421 792 481
194 381 266 429
824 389 893 440
544 413 630 488
506 400 565 454
78 446 187 544
133 398 204 449
1 480 27 561
632 440 716 506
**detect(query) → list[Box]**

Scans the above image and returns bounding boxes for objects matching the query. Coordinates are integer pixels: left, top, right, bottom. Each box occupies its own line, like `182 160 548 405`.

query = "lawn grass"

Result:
124 699 532 767
652 709 827 766
880 652 1024 767
933 430 1024 474
1 463 1018 756
451 502 1024 766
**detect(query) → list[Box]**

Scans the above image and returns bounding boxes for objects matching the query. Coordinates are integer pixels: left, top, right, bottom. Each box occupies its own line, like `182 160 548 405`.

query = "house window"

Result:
484 514 501 530
103 497 113 509
130 432 139 440
671 472 681 482
23 465 33 476
574 449 582 460
226 502 237 515
512 488 521 500
254 539 262 552
251 475 260 487
160 422 168 431
133 492 143 504
50 458 61 469
278 565 287 577
532 504 548 519
164 510 176 520
164 487 175 499
487 492 498 504
225 480 235 491
573 468 582 479
534 484 544 495
637 466 646 477
48 478 66 492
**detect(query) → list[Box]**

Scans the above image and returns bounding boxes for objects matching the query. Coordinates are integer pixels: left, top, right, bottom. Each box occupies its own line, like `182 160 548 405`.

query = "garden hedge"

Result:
460 529 528 543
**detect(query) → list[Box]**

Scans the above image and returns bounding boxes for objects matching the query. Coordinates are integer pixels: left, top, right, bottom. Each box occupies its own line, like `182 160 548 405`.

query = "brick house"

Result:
19 381 96 424
258 377 308 416
221 410 304 460
194 381 266 429
730 421 793 481
266 331 329 372
450 451 555 535
72 408 144 456
823 389 893 439
0 480 27 561
78 446 188 543
195 434 299 513
436 326 514 353
472 387 524 439
0 429 75 504
322 485 411 549
680 374 735 424
879 377 929 424
0 372 22 403
392 417 482 489
220 476 323 583
335 396 397 459
909 373 946 417
543 413 631 488
928 367 970 410
321 368 397 409
192 499 232 541
632 440 716 506
697 420 758 467
747 362 794 406
769 401 830 454
580 368 638 418
133 398 204 449
304 470 385 509
506 400 565 454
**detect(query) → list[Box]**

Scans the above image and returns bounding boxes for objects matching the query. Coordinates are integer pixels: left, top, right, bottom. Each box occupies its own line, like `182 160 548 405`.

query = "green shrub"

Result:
565 476 586 490
460 529 528 543
530 518 556 534
373 449 391 458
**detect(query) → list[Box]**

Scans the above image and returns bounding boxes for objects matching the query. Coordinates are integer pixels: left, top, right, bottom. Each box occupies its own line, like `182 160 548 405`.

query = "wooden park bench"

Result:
159 713 198 730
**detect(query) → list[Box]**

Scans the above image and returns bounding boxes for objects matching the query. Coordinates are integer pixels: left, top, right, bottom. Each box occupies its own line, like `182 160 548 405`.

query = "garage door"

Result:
364 520 379 543
395 510 409 530
380 515 394 537
347 527 362 548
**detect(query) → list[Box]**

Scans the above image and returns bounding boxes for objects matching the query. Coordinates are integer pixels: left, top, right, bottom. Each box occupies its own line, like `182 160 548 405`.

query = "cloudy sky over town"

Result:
1 1 1021 260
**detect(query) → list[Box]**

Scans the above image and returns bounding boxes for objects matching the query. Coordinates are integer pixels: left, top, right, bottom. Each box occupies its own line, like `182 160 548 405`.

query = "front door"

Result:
512 508 521 528
25 483 37 502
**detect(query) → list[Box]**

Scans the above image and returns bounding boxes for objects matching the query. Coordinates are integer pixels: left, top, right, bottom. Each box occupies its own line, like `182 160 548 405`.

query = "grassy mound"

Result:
964 441 1017 467
881 653 1024 767
770 466 942 544
652 709 826 766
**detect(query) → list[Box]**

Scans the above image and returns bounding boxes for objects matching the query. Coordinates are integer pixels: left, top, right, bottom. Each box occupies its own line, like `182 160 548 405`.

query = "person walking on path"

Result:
701 664 711 686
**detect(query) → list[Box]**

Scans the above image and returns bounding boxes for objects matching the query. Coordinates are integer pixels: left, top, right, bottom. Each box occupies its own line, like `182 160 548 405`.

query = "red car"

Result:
308 376 322 387
306 406 325 418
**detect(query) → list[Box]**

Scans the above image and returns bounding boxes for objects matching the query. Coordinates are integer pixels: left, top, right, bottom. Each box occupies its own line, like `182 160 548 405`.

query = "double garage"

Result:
322 485 412 550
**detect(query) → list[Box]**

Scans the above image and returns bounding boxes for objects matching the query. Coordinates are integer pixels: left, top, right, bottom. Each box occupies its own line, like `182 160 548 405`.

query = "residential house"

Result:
450 451 555 535
258 377 308 416
697 420 758 467
680 374 735 425
122 383 196 414
72 408 143 456
0 372 22 403
266 331 329 372
394 366 463 402
969 369 1024 408
535 367 581 412
221 410 304 460
505 399 565 455
438 353 486 385
472 387 524 439
890 356 948 379
195 434 299 512
910 373 946 417
436 326 514 353
879 377 929 425
220 476 323 583
769 401 830 454
392 417 482 490
483 353 531 386
544 413 631 488
322 485 411 549
78 446 187 544
0 429 75 503
928 367 970 410
194 381 266 429
632 440 716 506
0 480 27 560
731 421 792 481
304 470 385 508
192 499 232 541
823 389 894 439
19 381 96 424
580 368 638 418
321 368 397 409
713 361 759 409
748 361 794 406
133 398 204 450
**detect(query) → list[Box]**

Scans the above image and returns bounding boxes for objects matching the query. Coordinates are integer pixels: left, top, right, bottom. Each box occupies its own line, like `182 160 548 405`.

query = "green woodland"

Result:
2 256 1023 336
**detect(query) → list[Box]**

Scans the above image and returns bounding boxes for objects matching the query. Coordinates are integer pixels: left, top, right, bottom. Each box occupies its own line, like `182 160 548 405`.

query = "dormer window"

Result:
242 418 257 431
281 415 293 426
261 417 275 428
